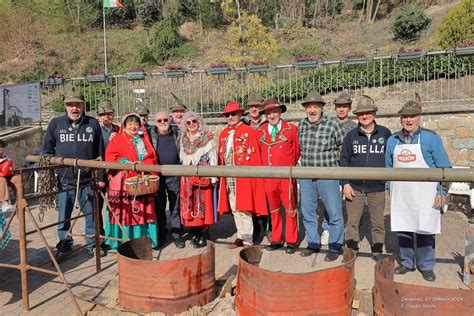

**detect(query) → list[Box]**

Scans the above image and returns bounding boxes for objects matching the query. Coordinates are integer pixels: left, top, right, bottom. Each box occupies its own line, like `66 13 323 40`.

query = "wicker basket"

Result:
124 174 160 196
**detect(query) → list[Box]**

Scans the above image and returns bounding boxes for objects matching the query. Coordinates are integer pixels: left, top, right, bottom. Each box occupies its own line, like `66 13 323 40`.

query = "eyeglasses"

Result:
156 118 169 123
186 119 198 126
225 111 239 118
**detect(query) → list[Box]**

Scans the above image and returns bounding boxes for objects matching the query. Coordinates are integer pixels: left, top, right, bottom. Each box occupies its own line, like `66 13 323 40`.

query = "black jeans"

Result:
155 176 181 240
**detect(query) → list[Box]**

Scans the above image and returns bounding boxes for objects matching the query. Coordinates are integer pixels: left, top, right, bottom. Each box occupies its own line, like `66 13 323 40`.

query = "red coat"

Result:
217 122 267 215
105 126 157 177
256 120 300 167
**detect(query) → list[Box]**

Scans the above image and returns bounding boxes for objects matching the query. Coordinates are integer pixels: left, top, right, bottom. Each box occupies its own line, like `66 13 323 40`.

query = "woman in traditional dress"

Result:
105 113 159 249
179 111 217 248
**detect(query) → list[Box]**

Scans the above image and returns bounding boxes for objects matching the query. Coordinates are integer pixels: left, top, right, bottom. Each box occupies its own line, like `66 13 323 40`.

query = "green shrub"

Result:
49 96 65 113
436 0 474 49
391 3 431 41
181 0 225 29
256 0 277 28
140 21 184 65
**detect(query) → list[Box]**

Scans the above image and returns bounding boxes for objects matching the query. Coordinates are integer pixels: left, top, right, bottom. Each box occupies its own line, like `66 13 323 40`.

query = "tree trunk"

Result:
325 0 329 27
371 0 381 24
312 0 319 27
366 0 373 23
359 0 366 22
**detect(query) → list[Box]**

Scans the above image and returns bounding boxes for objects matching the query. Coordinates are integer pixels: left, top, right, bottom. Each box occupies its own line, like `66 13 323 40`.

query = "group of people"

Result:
43 87 451 282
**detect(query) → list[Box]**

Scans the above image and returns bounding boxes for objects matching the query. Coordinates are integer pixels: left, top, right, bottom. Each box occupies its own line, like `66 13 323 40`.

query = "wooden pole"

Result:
93 170 102 272
16 171 29 311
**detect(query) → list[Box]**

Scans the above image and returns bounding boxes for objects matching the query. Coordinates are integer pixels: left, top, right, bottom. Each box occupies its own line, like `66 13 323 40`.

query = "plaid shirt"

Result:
298 115 344 167
341 120 358 136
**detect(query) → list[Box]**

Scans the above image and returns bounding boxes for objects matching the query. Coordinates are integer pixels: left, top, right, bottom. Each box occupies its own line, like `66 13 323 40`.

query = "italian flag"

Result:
103 0 124 8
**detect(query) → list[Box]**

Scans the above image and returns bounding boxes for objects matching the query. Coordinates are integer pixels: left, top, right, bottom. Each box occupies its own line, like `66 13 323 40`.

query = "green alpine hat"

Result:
135 101 150 115
334 91 352 105
301 91 326 106
169 91 187 112
97 101 115 115
398 100 422 115
353 95 378 114
64 88 84 104
246 94 264 107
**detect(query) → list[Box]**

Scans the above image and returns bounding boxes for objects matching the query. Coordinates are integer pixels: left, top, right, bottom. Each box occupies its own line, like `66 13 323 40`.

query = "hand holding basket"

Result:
124 173 160 196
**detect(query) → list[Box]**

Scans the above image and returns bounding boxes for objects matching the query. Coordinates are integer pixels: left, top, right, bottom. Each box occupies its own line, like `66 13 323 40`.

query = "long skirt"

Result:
105 172 158 249
0 208 11 250
180 177 216 227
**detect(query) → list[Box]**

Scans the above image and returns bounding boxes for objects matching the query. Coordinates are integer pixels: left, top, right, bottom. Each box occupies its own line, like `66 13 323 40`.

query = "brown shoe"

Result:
227 238 244 249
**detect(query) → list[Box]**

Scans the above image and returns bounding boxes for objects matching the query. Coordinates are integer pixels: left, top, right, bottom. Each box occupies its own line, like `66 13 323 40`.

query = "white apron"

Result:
390 137 440 234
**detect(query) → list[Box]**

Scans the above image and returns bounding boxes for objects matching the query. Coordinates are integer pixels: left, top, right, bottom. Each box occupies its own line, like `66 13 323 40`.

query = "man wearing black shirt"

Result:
152 111 183 248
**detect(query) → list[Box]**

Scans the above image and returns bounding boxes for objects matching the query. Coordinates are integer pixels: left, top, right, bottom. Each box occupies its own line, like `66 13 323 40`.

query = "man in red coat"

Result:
257 99 300 254
218 101 267 249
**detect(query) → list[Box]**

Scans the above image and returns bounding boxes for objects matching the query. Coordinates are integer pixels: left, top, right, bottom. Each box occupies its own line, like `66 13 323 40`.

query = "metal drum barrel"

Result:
374 257 474 315
235 247 356 315
117 237 215 314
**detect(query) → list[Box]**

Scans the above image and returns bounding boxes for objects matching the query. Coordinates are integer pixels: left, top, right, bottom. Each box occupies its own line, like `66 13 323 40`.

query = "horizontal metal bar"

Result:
28 265 60 276
26 155 473 182
25 210 94 236
0 263 19 269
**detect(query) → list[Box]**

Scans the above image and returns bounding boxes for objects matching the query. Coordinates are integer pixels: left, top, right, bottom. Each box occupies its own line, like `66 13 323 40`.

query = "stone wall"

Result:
2 126 44 168
3 107 473 171
207 106 474 168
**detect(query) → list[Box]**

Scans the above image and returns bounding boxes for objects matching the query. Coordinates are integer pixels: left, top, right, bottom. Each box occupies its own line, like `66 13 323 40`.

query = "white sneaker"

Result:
1 202 12 212
320 230 329 246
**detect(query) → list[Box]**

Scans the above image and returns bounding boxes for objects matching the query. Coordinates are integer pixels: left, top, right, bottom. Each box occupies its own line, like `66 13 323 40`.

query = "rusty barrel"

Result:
235 247 356 315
117 237 215 314
374 256 474 315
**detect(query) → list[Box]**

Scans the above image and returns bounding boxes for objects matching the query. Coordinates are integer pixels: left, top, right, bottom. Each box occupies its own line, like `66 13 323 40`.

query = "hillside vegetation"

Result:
0 0 472 84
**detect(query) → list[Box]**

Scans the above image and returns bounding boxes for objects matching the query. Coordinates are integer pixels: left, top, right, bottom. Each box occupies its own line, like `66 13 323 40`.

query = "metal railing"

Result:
41 50 474 118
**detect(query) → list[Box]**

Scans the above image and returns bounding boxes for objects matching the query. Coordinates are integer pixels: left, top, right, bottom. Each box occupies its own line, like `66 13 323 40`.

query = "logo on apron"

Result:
397 149 416 163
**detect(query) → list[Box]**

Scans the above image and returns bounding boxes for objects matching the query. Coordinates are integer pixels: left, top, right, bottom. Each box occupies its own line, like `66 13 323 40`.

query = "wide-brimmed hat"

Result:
398 100 422 115
301 91 326 106
135 101 150 115
64 88 84 104
221 101 245 116
353 95 378 114
97 101 115 115
169 91 187 112
246 94 264 107
259 98 287 115
334 91 352 105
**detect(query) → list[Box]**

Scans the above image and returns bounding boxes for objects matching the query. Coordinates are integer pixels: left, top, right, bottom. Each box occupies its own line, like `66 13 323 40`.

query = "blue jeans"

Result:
398 232 435 271
58 182 96 250
299 179 344 252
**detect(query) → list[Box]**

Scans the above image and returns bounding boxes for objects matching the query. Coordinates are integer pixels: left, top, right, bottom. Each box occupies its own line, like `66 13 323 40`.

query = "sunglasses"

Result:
225 111 239 118
156 118 169 123
186 119 198 126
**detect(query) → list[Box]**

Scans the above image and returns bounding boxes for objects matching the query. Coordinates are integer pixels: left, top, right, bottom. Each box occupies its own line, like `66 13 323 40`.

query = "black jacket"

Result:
43 114 105 183
340 122 391 193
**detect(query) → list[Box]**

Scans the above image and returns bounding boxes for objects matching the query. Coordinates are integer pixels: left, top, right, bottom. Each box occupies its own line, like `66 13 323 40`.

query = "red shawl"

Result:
105 122 158 176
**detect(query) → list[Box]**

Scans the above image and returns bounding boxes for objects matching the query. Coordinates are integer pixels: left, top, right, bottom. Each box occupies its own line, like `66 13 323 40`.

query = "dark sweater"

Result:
43 114 105 182
156 132 180 165
340 122 391 193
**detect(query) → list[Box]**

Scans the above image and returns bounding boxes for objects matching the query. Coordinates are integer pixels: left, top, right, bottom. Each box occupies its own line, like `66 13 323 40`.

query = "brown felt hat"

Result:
259 98 287 115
